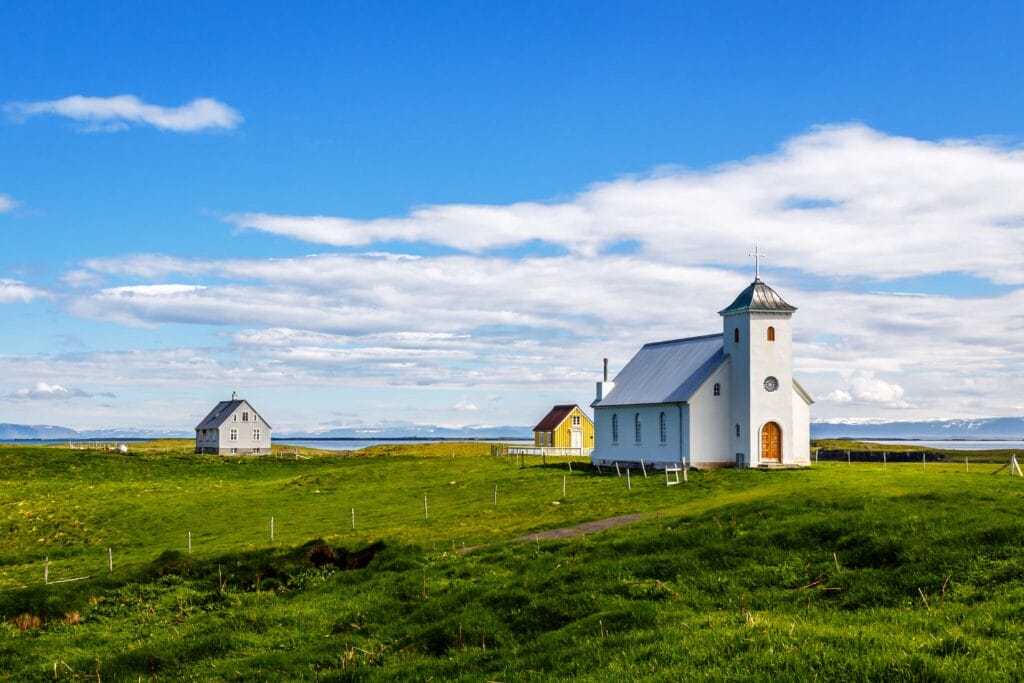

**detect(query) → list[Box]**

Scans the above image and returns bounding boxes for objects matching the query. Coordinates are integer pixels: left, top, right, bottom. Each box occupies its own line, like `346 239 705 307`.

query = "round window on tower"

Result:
763 376 779 392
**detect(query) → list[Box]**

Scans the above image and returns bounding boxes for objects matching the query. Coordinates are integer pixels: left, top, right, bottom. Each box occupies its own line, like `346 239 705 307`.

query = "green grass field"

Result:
2 440 1024 680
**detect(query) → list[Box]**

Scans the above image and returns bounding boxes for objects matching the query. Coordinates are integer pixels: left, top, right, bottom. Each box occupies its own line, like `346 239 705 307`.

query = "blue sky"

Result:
3 2 1024 432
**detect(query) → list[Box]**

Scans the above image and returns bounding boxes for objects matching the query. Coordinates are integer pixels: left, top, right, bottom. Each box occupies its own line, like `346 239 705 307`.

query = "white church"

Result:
590 265 813 469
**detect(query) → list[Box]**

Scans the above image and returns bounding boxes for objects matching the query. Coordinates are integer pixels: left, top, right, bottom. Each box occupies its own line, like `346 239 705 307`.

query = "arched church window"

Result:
634 413 642 443
714 383 721 396
767 326 775 342
659 412 667 443
734 328 739 343
735 424 741 438
612 414 619 443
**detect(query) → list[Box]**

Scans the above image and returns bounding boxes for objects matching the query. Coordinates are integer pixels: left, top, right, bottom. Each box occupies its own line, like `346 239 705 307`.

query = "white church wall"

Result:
688 361 733 467
791 388 811 464
592 404 685 466
725 314 752 466
747 311 795 464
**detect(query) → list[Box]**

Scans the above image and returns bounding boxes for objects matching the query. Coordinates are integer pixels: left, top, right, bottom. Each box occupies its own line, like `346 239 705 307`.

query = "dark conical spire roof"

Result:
719 278 796 315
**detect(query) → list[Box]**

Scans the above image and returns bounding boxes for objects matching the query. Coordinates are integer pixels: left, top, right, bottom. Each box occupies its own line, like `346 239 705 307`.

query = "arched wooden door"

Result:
761 422 782 463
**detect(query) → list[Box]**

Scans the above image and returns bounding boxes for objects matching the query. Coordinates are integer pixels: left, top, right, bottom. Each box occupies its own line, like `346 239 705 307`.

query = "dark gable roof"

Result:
719 278 796 315
533 404 582 432
195 399 272 430
196 400 244 429
595 334 727 407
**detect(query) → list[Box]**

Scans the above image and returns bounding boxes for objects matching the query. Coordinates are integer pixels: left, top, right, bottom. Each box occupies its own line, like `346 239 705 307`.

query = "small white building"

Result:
591 275 812 469
195 392 272 455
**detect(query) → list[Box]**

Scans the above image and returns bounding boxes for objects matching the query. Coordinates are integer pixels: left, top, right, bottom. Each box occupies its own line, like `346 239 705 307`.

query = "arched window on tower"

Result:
767 326 775 342
734 328 739 343
714 382 721 396
735 424 741 438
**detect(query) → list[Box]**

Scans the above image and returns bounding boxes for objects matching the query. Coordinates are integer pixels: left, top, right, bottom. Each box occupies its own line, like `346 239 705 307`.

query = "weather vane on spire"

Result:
749 245 765 280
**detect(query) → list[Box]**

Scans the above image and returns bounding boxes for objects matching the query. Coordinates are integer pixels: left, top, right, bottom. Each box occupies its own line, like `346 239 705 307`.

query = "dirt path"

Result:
512 513 645 542
459 513 646 553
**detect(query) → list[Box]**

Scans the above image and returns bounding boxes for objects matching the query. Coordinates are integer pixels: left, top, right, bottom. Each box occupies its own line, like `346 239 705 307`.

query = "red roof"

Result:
533 404 580 432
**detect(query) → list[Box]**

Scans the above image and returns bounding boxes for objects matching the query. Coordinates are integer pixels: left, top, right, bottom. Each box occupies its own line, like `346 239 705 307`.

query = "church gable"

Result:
595 333 726 407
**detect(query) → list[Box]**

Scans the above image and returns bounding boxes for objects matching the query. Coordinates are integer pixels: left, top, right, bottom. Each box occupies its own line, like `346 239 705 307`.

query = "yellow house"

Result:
533 404 595 450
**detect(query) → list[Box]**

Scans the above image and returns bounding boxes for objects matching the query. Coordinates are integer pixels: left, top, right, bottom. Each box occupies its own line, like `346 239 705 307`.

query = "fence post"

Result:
351 508 355 530
493 484 497 507
108 547 113 572
965 456 969 473
641 460 647 478
270 517 274 542
626 468 632 491
883 451 886 468
424 495 429 520
188 531 192 555
44 556 49 584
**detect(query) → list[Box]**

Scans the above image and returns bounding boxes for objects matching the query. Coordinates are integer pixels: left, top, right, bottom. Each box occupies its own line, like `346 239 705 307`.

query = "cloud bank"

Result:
225 124 1024 284
0 194 15 212
7 124 1024 428
5 95 242 132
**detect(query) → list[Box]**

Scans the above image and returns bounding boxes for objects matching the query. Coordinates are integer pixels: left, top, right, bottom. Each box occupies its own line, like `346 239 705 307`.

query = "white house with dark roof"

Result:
591 273 812 469
195 392 272 455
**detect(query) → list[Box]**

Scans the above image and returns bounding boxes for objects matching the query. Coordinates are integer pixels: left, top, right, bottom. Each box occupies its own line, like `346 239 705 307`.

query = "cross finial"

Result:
749 245 765 280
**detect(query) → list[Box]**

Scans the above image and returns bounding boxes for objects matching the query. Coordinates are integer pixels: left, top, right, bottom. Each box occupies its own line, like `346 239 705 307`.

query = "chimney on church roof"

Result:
231 391 238 401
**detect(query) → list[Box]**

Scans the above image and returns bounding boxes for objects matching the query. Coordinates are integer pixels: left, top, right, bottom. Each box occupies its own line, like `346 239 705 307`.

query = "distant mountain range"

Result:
0 422 531 440
5 417 1023 442
810 417 1024 440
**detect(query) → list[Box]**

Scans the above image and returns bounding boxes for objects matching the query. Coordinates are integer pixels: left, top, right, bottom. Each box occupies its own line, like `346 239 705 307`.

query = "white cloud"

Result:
454 398 479 412
848 373 908 407
5 95 242 132
0 278 47 303
0 194 15 212
820 389 852 402
2 382 109 401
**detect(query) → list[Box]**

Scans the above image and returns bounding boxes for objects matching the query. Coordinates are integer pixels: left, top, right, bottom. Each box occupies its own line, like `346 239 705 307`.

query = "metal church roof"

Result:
595 333 727 407
719 278 797 315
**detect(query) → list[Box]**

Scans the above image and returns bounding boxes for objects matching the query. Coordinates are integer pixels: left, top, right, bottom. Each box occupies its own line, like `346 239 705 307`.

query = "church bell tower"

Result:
719 250 797 468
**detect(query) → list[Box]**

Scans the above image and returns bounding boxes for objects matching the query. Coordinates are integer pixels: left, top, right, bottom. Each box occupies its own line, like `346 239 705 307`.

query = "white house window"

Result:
230 429 238 441
659 412 667 443
735 424 741 438
612 414 619 443
253 429 260 441
242 412 249 422
230 448 237 454
233 414 237 422
572 414 581 426
714 383 721 396
634 413 642 444
253 448 260 454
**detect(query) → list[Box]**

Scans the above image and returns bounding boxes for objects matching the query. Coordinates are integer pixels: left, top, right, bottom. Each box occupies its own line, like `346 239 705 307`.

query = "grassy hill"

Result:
2 440 1024 680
